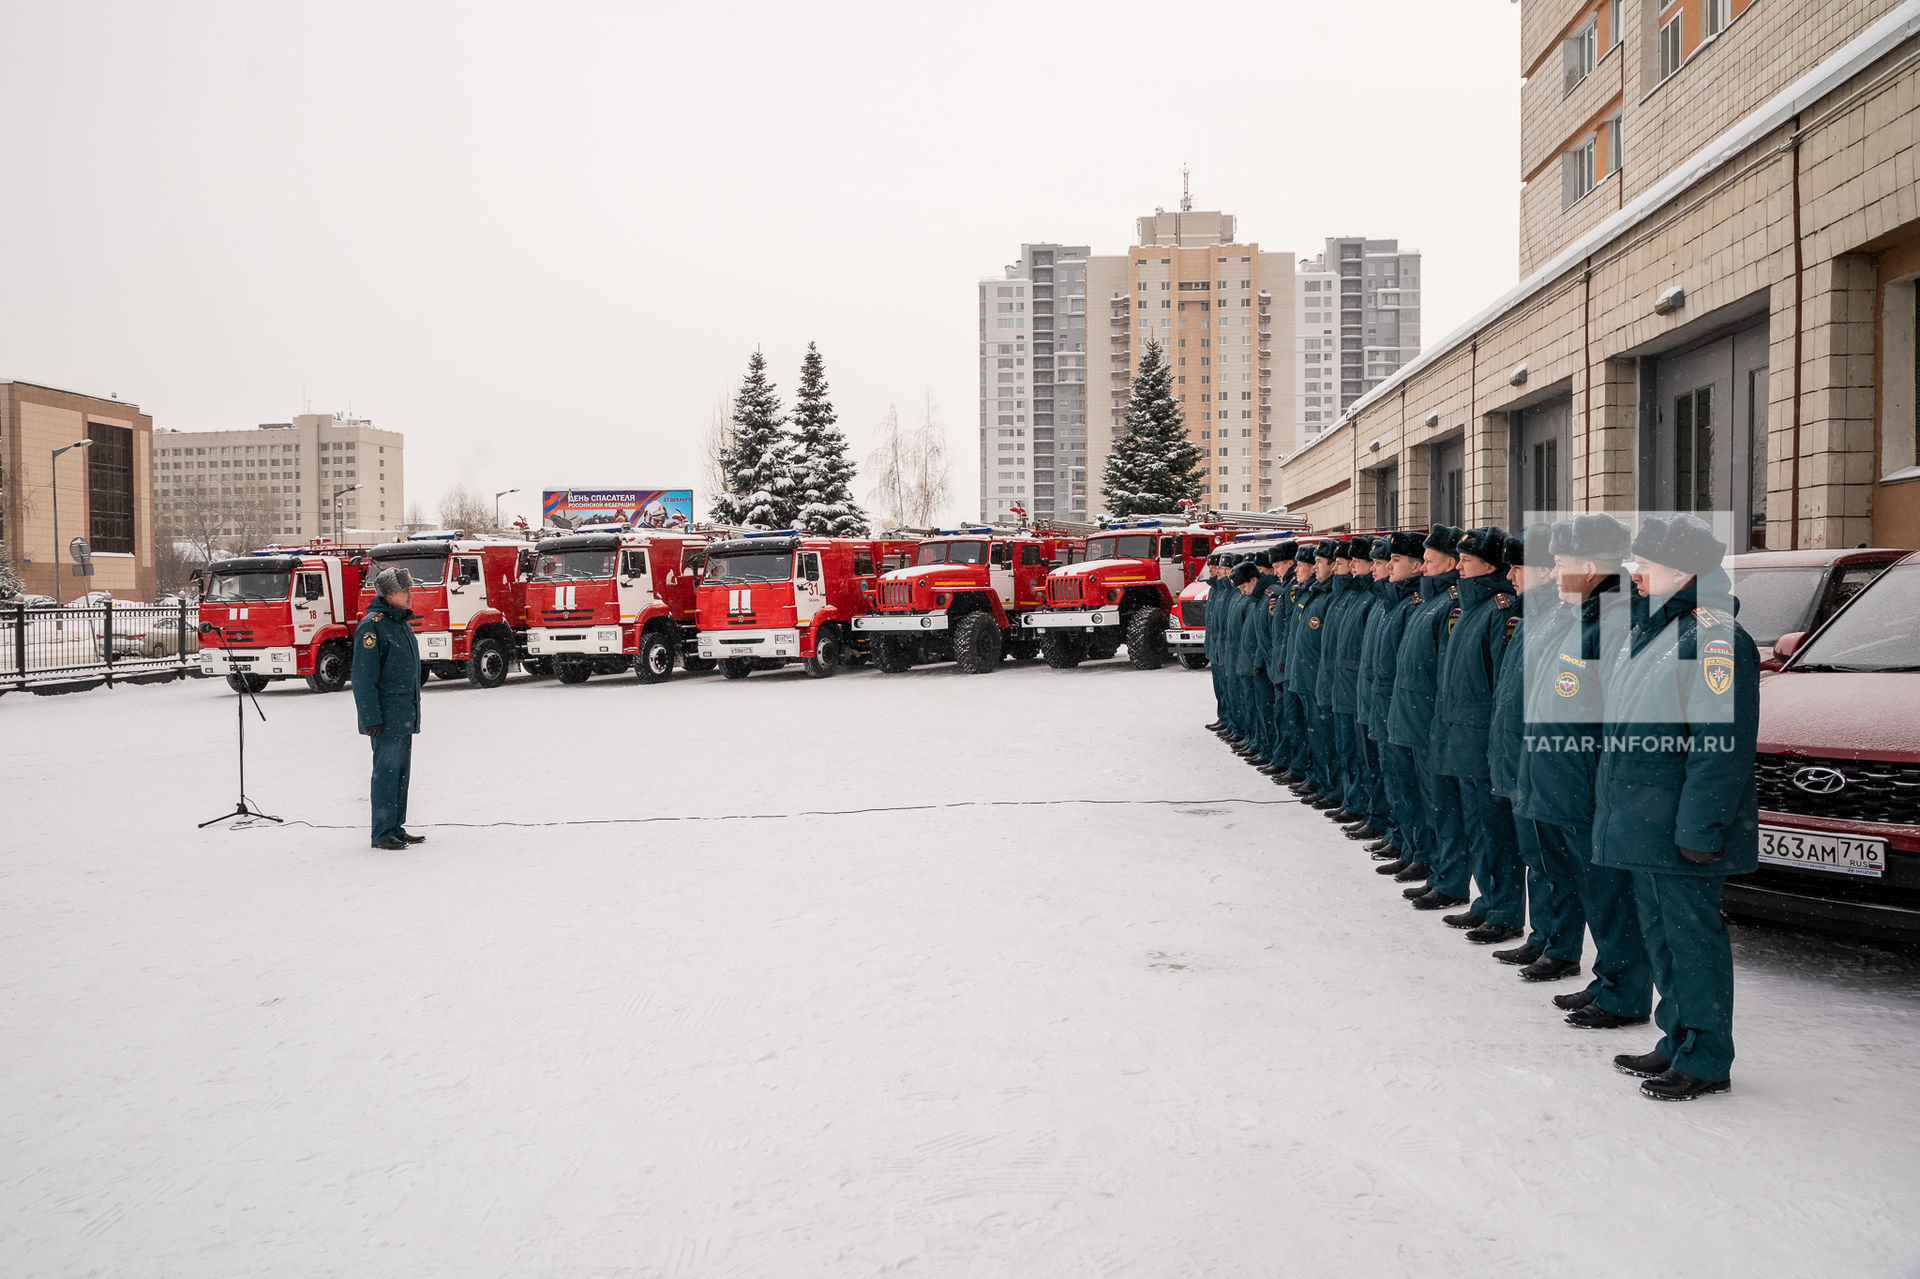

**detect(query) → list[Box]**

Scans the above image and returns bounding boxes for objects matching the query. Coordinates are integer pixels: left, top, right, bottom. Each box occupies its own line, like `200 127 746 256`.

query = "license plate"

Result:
1758 826 1887 878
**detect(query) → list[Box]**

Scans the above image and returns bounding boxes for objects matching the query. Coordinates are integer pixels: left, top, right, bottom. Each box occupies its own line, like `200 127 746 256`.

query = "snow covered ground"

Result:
4 661 1919 1277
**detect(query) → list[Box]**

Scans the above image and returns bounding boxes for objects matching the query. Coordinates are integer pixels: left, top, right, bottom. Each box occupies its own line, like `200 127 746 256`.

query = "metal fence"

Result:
1 601 204 695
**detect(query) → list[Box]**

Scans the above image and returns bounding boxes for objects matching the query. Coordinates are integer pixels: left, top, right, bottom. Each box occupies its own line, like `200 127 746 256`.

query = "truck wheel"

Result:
1089 633 1121 661
226 672 269 694
1177 653 1209 671
555 657 591 684
870 635 910 673
682 654 716 673
802 626 843 678
952 612 1004 674
1126 608 1170 670
634 628 675 683
720 657 753 680
306 641 351 693
467 636 510 688
1040 631 1085 669
521 657 553 679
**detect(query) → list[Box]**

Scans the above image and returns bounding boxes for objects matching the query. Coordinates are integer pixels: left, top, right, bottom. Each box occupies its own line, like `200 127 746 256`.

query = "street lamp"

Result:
493 487 520 529
332 483 362 541
51 438 94 602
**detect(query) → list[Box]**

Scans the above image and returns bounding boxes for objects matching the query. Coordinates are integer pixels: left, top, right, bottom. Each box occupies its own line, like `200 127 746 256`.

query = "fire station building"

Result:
1279 0 1920 552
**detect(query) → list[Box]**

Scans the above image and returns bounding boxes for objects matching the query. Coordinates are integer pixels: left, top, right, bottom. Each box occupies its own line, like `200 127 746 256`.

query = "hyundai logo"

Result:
1791 766 1847 795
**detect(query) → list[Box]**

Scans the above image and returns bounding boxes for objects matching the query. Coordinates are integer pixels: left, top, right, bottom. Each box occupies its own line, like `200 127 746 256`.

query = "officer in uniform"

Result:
1595 514 1759 1101
1322 540 1379 826
1237 552 1282 768
1312 541 1366 820
1488 523 1589 980
1217 552 1251 750
1204 553 1234 734
351 565 426 851
1365 532 1430 877
1260 544 1300 779
1279 542 1322 784
1525 514 1654 1014
1346 537 1401 844
1386 526 1472 911
1287 542 1339 806
1431 525 1527 943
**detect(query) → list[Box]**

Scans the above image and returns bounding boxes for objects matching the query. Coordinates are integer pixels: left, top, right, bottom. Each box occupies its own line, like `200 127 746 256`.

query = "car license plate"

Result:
1758 826 1887 878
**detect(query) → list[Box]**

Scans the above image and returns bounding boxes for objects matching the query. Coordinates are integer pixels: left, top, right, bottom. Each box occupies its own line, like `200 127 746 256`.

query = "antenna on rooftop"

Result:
1180 163 1192 212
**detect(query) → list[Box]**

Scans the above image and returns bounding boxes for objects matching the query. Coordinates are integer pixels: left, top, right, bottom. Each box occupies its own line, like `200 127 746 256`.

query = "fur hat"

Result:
1313 540 1337 561
1294 542 1316 563
1422 524 1462 555
1631 513 1727 577
1332 539 1355 560
1456 525 1509 565
1231 561 1259 585
1252 550 1273 568
1387 530 1426 558
1369 535 1392 561
371 565 414 600
1550 512 1632 561
1505 521 1552 569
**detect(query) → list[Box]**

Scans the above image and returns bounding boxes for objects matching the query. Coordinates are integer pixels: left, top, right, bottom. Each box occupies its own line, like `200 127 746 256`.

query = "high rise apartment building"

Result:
151 411 405 546
978 243 1090 523
1294 237 1422 440
1084 207 1295 514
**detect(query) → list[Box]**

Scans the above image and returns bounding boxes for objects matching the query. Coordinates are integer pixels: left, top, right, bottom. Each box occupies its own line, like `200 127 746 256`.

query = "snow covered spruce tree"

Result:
1101 338 1205 518
790 343 867 535
709 350 798 528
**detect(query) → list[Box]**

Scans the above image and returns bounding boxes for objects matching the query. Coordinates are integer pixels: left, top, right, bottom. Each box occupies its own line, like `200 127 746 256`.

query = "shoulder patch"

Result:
1704 637 1734 695
1494 593 1511 609
362 633 377 649
1694 608 1719 628
1447 606 1462 633
1505 614 1521 636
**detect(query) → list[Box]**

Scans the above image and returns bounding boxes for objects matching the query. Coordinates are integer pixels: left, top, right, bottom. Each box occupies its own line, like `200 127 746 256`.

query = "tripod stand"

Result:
198 622 282 827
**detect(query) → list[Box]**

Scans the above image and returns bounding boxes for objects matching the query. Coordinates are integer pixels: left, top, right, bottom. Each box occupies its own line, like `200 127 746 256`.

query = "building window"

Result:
1658 14 1683 81
1563 19 1596 96
1702 0 1729 39
1607 0 1622 47
1608 112 1623 174
1562 137 1597 209
86 422 135 554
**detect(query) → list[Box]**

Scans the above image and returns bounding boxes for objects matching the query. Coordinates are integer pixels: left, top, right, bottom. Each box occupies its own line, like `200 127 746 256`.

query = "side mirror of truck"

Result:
458 572 475 587
1772 630 1806 663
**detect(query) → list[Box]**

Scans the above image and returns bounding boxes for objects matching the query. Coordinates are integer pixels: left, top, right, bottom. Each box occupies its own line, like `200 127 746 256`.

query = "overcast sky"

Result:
2 1 1521 528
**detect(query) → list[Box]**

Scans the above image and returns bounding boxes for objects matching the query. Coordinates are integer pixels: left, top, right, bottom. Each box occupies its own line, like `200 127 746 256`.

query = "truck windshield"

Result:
705 551 794 584
372 554 448 586
532 549 617 581
205 570 291 602
1791 564 1920 672
916 541 988 565
1084 534 1155 561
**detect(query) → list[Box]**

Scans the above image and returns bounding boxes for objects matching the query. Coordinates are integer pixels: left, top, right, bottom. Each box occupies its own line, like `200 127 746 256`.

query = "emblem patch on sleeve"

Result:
1505 615 1521 637
1703 637 1734 694
362 634 377 649
1447 606 1462 633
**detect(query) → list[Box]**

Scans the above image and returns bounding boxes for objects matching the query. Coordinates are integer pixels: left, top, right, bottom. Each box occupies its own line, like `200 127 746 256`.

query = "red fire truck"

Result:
694 531 917 679
197 543 370 693
850 526 1086 674
522 528 716 683
1023 517 1243 670
355 532 532 687
1167 529 1318 670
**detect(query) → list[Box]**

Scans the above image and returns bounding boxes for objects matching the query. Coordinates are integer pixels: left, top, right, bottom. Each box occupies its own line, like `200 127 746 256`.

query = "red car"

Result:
1725 549 1920 942
1726 548 1905 670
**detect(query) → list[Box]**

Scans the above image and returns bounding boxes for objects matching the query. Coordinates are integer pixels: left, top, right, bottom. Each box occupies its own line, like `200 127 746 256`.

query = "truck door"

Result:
448 554 484 631
619 547 649 622
1158 535 1185 596
1185 536 1213 586
292 569 326 647
988 541 1015 604
795 551 823 623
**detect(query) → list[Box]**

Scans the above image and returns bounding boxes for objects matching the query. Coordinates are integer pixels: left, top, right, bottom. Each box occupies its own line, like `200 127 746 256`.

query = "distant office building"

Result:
1085 204 1295 513
1294 237 1422 440
151 412 405 546
0 380 156 601
979 243 1090 523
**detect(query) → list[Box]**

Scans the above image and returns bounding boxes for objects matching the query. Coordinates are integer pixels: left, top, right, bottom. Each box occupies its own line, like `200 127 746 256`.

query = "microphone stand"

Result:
198 621 283 827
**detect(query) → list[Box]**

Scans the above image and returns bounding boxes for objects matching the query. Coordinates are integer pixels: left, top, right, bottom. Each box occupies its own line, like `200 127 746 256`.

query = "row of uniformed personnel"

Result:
1201 513 1760 1102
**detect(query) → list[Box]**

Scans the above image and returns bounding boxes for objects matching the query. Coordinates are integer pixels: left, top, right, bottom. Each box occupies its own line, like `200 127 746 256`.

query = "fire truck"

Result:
521 528 716 683
694 531 917 679
850 525 1086 674
356 531 532 687
1167 524 1317 670
197 542 370 693
1022 516 1252 670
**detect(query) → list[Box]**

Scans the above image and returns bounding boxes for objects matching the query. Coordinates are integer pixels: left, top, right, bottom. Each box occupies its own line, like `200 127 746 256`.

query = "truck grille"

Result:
540 609 594 624
1755 753 1920 826
1184 599 1206 630
1046 578 1085 607
880 581 916 610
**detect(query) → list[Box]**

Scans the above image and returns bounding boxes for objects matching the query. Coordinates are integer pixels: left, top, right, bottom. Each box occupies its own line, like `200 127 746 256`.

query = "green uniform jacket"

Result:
1515 583 1634 827
1312 575 1363 708
1359 577 1421 741
1229 577 1265 678
1266 574 1297 687
1202 575 1231 664
1488 590 1551 801
350 601 423 735
1385 571 1460 754
1328 576 1379 715
1431 573 1515 778
1286 579 1332 699
1593 570 1761 875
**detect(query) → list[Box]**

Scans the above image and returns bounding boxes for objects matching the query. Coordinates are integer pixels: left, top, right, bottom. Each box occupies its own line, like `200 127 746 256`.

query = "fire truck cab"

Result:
1022 518 1236 670
356 531 531 687
694 531 916 679
850 527 1085 674
522 528 713 683
1166 533 1310 670
197 543 369 693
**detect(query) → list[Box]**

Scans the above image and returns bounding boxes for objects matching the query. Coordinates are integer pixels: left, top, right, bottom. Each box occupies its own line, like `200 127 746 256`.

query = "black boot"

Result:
1492 943 1541 966
1442 909 1485 929
1553 989 1596 1012
1612 1050 1672 1079
1375 859 1410 876
1368 845 1400 862
1640 1070 1730 1102
1411 891 1468 911
1246 755 1271 768
1205 721 1224 732
1364 838 1393 855
1257 762 1284 775
1401 881 1434 899
1308 794 1340 810
1393 863 1431 884
1272 770 1301 785
397 830 426 844
1325 808 1361 823
1464 922 1523 945
1345 825 1384 842
1520 956 1582 983
1565 1005 1650 1030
